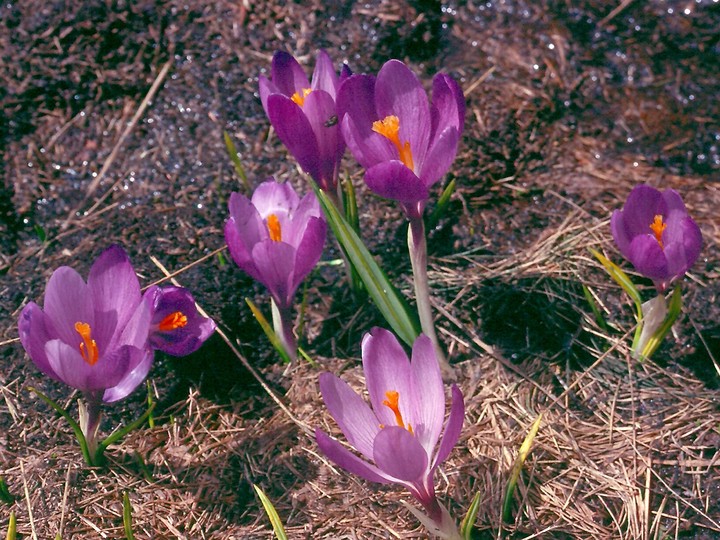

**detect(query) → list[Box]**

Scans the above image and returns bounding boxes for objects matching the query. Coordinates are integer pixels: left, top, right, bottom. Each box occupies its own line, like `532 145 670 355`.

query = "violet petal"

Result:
319 372 381 461
364 161 429 203
373 426 428 483
374 60 431 169
409 334 445 453
362 327 415 429
432 385 465 470
315 429 393 484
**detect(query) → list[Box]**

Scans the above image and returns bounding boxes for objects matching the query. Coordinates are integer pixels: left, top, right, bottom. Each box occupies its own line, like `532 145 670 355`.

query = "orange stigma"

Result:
267 214 282 242
158 311 188 332
372 115 415 170
649 214 667 248
290 88 312 107
74 322 99 366
382 390 413 434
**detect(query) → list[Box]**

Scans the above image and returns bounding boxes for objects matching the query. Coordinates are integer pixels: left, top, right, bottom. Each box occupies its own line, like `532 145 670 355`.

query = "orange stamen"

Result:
382 390 413 434
74 322 99 366
267 214 282 242
372 115 415 170
649 214 667 249
290 88 312 107
158 311 188 332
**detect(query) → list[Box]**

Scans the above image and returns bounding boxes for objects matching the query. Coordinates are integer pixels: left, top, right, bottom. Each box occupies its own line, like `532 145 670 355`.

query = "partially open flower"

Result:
259 50 351 192
148 286 216 357
316 327 464 532
337 60 465 218
18 245 154 403
611 184 702 291
224 178 327 310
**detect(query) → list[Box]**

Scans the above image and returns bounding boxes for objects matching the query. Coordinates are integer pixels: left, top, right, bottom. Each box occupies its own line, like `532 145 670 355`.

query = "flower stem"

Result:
271 298 297 362
78 392 103 465
408 216 452 375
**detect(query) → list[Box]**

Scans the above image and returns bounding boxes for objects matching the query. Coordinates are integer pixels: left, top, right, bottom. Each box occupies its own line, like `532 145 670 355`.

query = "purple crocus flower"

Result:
147 286 216 357
18 245 154 403
337 59 465 218
225 179 326 359
316 327 464 532
611 184 702 292
259 50 351 192
224 178 326 310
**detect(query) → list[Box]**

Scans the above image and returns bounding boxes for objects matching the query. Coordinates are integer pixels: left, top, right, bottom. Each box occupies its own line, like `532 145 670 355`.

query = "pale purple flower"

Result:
259 50 351 191
337 59 465 218
18 245 154 403
148 286 216 357
316 327 464 525
224 178 327 310
611 184 702 291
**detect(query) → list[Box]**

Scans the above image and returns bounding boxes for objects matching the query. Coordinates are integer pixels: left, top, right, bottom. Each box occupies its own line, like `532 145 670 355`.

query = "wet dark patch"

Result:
477 277 591 365
681 324 720 389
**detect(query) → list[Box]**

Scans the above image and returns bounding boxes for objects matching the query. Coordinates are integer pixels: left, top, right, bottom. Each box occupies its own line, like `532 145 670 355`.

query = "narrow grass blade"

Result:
145 380 155 429
245 298 292 364
582 284 609 332
96 403 156 462
0 477 14 505
460 490 482 539
589 248 642 306
639 285 682 361
28 387 92 466
133 451 154 483
253 484 289 540
297 346 318 367
502 413 543 523
313 184 419 346
427 178 456 231
34 224 47 243
223 130 251 192
5 511 16 540
342 175 359 233
122 491 135 540
339 175 365 294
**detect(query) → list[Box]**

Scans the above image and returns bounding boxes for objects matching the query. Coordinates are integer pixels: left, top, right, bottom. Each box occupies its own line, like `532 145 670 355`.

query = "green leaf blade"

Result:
313 184 419 346
253 484 289 540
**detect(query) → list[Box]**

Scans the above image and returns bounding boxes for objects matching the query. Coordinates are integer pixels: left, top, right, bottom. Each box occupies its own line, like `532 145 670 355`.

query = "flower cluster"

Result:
19 245 215 403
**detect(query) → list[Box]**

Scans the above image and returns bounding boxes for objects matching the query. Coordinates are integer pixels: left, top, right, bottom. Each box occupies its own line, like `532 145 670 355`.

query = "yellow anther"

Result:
382 390 413 434
372 115 414 170
290 88 312 107
649 214 667 249
267 214 282 242
74 322 99 366
158 311 188 332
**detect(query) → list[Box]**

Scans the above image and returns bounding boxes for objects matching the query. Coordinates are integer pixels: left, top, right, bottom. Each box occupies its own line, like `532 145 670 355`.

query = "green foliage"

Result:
0 477 14 505
426 178 456 231
253 484 288 540
638 285 683 361
245 298 292 364
313 184 420 346
502 413 542 523
123 491 135 540
223 130 251 191
28 387 156 467
460 490 482 539
5 511 16 540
